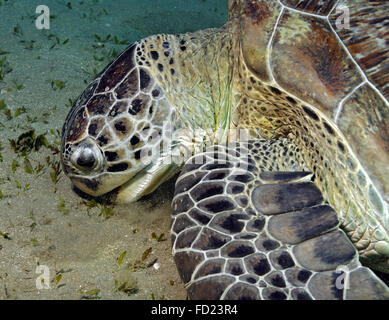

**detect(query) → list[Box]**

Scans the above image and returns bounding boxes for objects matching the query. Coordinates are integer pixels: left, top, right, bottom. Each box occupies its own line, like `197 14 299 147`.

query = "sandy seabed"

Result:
0 0 227 299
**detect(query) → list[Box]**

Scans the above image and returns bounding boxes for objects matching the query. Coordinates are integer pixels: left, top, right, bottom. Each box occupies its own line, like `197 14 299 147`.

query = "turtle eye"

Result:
76 148 97 169
70 139 103 172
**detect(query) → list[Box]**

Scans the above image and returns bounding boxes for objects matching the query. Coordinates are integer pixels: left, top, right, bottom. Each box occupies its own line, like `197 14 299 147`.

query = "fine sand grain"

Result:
0 0 227 299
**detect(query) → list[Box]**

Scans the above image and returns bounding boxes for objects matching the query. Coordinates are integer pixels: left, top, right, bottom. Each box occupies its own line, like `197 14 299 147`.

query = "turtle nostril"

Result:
76 149 96 169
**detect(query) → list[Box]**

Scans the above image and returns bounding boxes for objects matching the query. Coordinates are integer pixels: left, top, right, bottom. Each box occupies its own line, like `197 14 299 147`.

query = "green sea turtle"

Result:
61 0 389 299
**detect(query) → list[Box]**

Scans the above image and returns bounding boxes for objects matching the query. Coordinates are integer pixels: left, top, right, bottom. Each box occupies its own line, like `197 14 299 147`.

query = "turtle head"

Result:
62 30 233 202
61 43 183 202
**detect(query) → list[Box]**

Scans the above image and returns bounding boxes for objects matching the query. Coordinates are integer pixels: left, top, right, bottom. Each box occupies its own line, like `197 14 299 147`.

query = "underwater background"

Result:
0 0 227 299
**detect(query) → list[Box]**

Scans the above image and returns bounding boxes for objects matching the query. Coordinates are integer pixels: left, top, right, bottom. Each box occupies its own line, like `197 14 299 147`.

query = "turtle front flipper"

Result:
171 140 389 300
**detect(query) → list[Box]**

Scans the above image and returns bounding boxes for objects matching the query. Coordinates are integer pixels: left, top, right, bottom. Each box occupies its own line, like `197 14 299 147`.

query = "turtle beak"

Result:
115 158 180 203
69 171 137 197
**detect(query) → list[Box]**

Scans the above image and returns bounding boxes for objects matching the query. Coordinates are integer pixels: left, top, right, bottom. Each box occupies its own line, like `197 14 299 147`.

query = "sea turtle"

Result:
60 0 389 299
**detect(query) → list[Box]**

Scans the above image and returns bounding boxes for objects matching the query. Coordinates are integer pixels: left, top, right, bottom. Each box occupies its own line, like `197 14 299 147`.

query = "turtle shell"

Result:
233 0 389 204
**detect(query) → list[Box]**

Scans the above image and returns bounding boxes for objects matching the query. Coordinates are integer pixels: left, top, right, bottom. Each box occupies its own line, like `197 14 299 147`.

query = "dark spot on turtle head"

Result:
108 101 128 118
129 99 143 115
65 108 88 141
105 151 118 162
114 121 127 133
150 51 159 60
157 63 163 72
97 134 109 146
130 135 140 146
107 162 129 172
88 123 98 136
162 42 169 48
180 46 186 51
115 70 138 99
86 94 113 116
139 69 151 90
170 68 175 75
169 58 174 65
302 106 319 121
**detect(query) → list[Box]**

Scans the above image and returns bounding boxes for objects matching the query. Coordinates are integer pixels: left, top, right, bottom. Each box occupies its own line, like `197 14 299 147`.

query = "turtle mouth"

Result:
69 170 137 197
114 159 179 202
69 157 179 202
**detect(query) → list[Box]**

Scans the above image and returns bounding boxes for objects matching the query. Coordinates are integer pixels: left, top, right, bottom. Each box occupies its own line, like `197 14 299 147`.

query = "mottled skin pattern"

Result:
61 0 389 299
